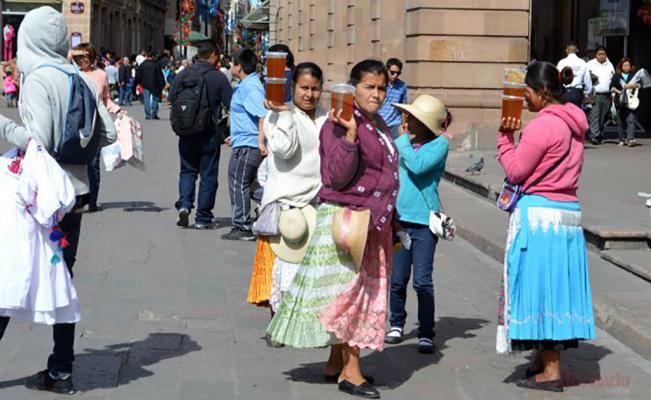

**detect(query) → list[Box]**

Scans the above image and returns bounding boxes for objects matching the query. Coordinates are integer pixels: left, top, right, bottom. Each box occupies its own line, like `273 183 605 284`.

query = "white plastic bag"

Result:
115 116 144 169
100 142 123 172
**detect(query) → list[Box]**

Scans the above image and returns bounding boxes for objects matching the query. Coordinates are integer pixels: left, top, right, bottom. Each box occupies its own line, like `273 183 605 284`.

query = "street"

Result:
1 105 651 400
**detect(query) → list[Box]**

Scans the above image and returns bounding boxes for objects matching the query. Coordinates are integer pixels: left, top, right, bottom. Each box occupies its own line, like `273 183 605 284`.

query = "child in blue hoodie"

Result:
384 95 452 354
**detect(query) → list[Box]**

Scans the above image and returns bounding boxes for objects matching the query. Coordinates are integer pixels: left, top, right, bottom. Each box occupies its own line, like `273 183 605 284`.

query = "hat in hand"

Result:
393 94 447 135
332 207 371 269
270 205 317 263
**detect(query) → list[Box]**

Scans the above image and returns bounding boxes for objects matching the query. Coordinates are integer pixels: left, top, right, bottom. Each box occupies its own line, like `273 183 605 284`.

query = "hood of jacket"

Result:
16 6 71 76
538 102 589 139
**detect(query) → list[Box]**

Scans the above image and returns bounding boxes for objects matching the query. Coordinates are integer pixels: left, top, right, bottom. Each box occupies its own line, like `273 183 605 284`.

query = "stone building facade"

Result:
269 0 531 148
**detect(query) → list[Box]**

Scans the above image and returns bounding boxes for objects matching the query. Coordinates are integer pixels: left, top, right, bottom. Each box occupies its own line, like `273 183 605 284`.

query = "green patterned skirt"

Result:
266 203 357 348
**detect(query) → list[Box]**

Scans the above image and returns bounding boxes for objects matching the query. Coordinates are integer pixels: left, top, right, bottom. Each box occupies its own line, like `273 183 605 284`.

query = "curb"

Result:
443 169 650 251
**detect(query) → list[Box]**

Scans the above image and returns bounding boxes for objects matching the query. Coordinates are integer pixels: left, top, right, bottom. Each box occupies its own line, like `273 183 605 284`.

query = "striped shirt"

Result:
378 79 408 128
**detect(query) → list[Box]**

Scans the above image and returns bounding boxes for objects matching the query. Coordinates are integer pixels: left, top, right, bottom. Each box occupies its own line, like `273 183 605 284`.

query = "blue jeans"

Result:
119 84 132 106
175 134 221 225
143 88 159 118
87 151 101 208
389 221 438 339
228 146 263 231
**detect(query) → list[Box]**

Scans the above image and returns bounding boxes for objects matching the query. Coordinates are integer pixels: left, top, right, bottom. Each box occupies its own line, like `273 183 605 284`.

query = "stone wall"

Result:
269 0 533 151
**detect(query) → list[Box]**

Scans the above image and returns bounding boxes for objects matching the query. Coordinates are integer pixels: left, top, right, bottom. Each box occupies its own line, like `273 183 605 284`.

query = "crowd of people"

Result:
556 42 649 147
6 5 650 398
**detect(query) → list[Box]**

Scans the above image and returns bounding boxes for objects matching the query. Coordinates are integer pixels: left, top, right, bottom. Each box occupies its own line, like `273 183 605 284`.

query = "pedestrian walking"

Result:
222 48 267 241
3 66 18 107
247 62 327 323
267 59 398 399
0 6 116 394
135 51 165 120
105 58 119 100
557 42 592 107
168 40 232 229
610 57 642 147
72 43 126 213
118 56 133 106
384 95 452 354
378 58 408 138
496 61 595 393
586 46 615 144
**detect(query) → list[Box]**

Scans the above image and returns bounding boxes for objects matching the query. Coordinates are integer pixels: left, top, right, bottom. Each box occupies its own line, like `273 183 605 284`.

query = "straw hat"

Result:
332 208 371 269
393 94 447 135
270 205 317 263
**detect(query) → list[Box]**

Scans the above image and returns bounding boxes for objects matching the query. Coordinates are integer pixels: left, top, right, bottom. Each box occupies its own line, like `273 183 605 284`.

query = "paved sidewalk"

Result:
1 105 651 399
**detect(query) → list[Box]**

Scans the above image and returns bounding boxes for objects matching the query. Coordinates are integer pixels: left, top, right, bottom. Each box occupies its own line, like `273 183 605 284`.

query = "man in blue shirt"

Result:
223 48 266 241
378 58 408 138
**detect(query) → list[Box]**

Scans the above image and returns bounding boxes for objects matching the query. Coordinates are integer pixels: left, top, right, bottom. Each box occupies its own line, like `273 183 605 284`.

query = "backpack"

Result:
170 67 213 137
36 64 98 165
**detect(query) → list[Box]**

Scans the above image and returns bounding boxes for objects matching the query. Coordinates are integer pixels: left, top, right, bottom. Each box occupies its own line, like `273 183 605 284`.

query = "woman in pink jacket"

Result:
71 43 126 212
496 62 595 393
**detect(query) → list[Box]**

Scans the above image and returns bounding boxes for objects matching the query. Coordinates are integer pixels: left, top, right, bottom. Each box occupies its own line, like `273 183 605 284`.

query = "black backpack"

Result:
36 64 98 165
170 67 212 137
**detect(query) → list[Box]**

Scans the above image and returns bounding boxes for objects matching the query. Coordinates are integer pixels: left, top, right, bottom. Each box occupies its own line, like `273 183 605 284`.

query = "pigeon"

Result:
465 157 484 175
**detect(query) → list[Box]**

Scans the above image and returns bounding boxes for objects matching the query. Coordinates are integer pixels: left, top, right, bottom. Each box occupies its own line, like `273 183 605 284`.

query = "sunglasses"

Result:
388 70 401 76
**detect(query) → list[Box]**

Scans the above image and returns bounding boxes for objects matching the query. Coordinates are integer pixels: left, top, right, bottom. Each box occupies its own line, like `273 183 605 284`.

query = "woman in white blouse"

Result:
262 62 328 313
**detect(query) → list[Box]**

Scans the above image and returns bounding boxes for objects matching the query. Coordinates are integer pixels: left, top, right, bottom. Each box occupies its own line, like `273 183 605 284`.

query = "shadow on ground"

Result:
282 316 488 389
502 342 613 388
101 201 169 212
0 333 201 392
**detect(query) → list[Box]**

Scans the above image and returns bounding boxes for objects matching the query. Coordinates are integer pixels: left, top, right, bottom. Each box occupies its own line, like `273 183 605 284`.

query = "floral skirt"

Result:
496 195 595 353
246 236 276 306
266 203 392 351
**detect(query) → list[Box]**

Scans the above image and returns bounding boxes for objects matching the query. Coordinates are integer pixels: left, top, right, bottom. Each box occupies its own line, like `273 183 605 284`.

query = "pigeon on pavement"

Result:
466 157 484 175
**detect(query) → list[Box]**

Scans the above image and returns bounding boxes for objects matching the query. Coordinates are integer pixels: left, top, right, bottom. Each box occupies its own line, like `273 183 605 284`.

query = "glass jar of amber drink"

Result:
330 84 355 121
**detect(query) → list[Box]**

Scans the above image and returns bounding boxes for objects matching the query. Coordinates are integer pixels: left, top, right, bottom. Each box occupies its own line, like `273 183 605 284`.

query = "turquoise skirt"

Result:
498 195 595 350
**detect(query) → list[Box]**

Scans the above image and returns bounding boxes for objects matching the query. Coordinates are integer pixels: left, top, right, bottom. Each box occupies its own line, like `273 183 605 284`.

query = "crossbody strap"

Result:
523 134 573 194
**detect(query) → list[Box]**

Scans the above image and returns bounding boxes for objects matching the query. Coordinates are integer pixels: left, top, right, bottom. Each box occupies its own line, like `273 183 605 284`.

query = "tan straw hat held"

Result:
393 94 447 135
270 205 317 263
332 208 371 269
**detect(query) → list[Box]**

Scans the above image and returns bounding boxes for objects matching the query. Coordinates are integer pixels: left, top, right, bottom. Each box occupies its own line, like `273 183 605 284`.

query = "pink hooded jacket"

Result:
497 103 589 202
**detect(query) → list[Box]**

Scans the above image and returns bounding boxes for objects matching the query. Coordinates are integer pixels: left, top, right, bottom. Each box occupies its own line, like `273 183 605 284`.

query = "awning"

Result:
6 0 62 4
241 0 269 30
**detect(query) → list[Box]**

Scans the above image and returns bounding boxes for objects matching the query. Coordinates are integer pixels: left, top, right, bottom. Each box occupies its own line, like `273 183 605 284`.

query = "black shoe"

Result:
145 116 152 120
177 208 190 228
87 204 104 213
384 327 403 345
194 221 218 230
221 228 256 241
417 337 435 354
338 380 380 398
153 116 160 120
515 376 563 393
265 334 284 348
325 374 375 385
25 370 76 395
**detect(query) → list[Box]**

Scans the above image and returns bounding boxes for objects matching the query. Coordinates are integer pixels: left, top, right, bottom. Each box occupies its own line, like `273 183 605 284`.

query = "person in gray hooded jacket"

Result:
0 6 115 395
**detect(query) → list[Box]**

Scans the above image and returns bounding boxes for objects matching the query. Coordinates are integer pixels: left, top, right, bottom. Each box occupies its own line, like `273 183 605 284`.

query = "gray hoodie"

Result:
0 6 116 195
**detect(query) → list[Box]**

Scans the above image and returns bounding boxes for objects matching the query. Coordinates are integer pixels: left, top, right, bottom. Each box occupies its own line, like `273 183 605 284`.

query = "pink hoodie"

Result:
497 103 589 202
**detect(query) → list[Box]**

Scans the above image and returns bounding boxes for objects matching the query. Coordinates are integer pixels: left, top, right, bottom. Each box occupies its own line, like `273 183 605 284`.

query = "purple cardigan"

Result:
319 105 399 230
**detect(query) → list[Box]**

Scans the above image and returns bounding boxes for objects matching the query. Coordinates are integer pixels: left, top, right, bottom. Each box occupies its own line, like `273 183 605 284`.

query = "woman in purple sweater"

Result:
267 59 398 399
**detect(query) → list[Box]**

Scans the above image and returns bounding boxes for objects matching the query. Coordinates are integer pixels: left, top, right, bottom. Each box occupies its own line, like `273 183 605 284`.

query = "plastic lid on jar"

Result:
266 52 288 59
265 77 287 84
329 83 355 93
502 81 527 87
501 94 525 100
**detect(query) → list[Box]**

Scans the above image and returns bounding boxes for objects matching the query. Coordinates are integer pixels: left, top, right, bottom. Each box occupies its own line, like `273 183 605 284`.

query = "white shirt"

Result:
220 67 233 84
261 103 328 208
0 142 80 325
587 58 615 94
136 54 145 66
557 53 592 95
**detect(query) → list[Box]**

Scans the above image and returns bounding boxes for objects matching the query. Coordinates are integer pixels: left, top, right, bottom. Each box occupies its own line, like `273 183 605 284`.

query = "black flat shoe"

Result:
338 380 380 398
325 374 374 384
515 377 563 392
